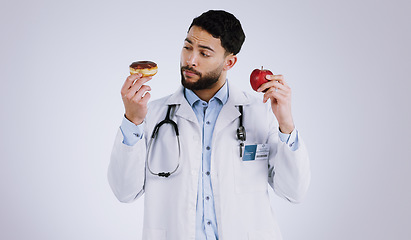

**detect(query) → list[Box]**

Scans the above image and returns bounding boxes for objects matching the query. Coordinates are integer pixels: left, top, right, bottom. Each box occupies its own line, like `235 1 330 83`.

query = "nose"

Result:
186 53 197 67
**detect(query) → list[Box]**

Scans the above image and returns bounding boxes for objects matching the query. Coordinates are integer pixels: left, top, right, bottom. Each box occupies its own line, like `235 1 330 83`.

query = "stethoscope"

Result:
147 104 246 178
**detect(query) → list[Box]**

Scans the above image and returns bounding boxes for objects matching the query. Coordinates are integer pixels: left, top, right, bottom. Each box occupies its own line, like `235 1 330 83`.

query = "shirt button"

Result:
207 221 211 225
206 171 210 176
206 146 210 150
205 196 210 200
206 121 210 125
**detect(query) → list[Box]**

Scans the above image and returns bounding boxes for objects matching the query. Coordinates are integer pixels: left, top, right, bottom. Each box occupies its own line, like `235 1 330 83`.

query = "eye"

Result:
201 52 210 57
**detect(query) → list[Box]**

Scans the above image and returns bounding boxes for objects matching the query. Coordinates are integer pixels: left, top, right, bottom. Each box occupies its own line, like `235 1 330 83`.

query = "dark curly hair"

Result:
188 10 246 55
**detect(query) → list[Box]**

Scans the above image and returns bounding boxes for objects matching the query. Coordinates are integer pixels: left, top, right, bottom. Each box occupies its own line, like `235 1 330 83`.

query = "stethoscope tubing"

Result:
146 133 181 178
146 105 181 178
146 104 245 178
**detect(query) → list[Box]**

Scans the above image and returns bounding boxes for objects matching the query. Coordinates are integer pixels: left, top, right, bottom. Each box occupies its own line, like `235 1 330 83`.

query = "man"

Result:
108 10 310 240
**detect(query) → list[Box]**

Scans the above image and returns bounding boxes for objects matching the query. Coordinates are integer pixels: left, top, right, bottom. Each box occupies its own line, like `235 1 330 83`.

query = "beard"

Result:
180 63 224 90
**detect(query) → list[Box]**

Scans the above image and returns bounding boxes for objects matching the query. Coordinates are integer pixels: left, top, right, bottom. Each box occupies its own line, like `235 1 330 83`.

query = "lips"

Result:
182 66 201 78
184 70 198 77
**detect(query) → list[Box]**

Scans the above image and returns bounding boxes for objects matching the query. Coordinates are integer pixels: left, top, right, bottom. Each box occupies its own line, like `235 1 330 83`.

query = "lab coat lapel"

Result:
213 83 250 138
165 86 198 125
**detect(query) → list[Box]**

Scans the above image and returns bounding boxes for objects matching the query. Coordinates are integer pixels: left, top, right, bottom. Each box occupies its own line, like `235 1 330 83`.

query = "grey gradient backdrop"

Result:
1 0 410 239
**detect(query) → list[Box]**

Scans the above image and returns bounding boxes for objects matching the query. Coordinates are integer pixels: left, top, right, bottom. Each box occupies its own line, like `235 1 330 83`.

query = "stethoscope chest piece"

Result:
237 105 246 157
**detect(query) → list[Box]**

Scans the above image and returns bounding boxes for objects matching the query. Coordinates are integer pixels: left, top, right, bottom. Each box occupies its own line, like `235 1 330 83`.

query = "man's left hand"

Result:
257 74 295 134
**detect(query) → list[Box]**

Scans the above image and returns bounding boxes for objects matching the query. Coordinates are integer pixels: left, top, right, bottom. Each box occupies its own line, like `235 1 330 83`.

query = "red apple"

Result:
250 66 273 92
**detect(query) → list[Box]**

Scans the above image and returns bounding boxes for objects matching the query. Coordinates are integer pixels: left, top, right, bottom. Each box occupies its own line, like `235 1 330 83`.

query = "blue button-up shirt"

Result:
184 82 229 240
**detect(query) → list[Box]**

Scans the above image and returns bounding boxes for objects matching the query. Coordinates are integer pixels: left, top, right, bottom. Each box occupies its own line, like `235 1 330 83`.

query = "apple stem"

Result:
261 66 263 70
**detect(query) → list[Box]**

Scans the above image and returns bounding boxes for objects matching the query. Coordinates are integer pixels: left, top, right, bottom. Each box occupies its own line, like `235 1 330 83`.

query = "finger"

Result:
139 91 151 105
130 76 152 92
131 85 152 101
124 76 152 98
273 81 291 93
121 73 142 96
257 80 276 92
267 74 291 89
135 75 153 86
263 88 277 103
257 80 284 92
263 88 288 103
266 74 284 83
261 81 292 95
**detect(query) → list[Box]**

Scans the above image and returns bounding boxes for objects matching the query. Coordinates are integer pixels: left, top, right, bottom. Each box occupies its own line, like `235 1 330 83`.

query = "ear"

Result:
223 54 237 71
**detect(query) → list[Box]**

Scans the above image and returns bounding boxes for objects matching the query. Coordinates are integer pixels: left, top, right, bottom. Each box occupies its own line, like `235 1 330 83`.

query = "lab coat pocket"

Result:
233 147 269 194
143 228 166 240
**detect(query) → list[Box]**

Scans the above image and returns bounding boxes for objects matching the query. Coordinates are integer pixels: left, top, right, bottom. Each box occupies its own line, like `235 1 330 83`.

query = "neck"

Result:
193 75 226 102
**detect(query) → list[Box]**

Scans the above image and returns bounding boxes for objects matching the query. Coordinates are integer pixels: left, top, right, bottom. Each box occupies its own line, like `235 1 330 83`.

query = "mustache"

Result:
181 66 201 76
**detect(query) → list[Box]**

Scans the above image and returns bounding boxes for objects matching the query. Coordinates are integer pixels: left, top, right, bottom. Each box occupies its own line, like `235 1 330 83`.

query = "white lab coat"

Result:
108 83 310 240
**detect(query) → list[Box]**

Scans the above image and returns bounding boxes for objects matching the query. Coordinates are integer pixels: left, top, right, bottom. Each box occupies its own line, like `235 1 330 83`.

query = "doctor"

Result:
108 10 310 240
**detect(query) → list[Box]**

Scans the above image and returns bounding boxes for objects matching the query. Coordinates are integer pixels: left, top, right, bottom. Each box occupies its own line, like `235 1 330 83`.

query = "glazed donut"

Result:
129 61 158 77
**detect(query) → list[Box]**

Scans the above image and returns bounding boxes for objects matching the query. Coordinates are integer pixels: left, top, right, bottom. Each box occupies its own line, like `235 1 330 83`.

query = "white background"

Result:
1 0 410 239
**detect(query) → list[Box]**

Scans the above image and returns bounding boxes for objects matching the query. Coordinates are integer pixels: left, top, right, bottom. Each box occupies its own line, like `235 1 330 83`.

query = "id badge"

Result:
243 144 269 161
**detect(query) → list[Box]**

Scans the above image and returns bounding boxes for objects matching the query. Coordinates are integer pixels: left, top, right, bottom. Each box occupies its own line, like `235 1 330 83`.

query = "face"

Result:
180 26 229 90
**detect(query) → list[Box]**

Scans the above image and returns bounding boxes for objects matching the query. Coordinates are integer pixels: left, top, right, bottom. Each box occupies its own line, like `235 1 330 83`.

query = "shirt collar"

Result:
184 80 229 107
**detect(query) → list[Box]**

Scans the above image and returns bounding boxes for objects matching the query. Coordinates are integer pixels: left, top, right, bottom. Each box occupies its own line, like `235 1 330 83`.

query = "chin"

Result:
184 75 199 83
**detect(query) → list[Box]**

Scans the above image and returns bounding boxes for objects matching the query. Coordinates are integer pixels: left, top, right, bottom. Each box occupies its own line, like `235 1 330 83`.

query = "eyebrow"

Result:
185 38 215 52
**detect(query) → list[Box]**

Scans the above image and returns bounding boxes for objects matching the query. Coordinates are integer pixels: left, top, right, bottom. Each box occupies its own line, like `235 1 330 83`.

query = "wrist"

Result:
124 113 144 126
278 123 294 134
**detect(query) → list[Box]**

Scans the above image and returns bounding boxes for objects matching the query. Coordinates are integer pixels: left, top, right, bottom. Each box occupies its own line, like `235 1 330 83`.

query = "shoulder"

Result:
148 86 184 109
146 87 184 119
148 94 171 108
146 94 172 120
240 90 270 112
233 88 274 123
228 81 264 106
243 91 263 105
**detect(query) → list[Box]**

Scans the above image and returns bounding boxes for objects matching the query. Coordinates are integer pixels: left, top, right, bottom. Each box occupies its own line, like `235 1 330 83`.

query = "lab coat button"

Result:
207 221 211 225
206 146 210 150
206 171 210 176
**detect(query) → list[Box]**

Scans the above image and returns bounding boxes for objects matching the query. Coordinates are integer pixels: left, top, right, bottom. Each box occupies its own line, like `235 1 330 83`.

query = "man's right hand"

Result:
120 73 152 125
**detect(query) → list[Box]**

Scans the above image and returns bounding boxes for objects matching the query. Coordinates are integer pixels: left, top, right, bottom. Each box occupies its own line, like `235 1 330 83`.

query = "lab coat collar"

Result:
165 86 197 124
164 80 250 125
165 80 250 106
184 80 229 107
225 80 250 106
213 81 251 137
